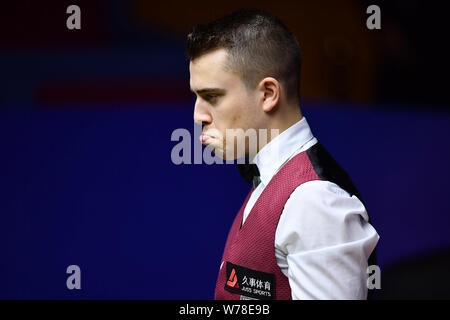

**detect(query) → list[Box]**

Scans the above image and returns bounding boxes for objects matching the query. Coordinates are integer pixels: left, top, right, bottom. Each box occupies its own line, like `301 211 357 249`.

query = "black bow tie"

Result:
237 163 261 188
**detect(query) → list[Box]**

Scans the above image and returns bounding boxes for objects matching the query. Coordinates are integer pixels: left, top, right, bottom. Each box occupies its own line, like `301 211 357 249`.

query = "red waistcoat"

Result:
214 147 321 300
214 142 375 300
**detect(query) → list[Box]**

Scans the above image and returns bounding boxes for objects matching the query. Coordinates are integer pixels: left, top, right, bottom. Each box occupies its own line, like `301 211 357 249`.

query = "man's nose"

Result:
193 101 212 126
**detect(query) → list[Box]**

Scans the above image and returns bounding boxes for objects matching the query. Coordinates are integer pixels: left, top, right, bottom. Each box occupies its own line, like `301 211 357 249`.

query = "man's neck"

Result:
257 109 303 153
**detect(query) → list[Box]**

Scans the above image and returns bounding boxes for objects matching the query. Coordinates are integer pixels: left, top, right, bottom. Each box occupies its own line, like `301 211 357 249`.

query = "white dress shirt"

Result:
242 116 379 300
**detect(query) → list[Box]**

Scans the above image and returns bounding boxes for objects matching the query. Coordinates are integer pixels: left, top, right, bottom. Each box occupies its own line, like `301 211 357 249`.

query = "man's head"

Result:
186 8 302 160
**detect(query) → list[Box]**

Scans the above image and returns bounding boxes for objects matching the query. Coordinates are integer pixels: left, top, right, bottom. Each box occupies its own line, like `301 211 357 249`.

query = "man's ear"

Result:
257 77 280 113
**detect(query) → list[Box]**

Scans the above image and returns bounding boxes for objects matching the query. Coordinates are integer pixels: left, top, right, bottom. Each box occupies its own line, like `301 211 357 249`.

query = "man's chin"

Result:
209 148 227 160
204 141 247 161
206 146 232 161
215 149 246 161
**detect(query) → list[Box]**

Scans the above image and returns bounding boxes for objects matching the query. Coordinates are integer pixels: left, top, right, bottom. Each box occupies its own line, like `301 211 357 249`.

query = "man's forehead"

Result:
190 68 233 92
190 48 231 76
189 48 244 95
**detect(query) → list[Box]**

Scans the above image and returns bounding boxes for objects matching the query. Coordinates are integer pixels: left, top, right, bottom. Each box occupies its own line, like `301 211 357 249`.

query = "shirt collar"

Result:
250 116 314 186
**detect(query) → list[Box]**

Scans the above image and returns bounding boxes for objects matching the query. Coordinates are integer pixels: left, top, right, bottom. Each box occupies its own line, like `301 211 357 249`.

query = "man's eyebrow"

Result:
190 87 225 94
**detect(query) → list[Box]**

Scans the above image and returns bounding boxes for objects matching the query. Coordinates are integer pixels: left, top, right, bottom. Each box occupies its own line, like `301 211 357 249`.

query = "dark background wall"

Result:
1 0 449 299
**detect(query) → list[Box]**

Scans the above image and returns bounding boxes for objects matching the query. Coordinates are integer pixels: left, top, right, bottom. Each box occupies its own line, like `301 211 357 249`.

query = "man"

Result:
186 8 379 300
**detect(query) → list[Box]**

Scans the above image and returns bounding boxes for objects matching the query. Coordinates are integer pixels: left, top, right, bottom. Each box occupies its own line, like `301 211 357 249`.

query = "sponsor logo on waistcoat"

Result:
224 262 275 300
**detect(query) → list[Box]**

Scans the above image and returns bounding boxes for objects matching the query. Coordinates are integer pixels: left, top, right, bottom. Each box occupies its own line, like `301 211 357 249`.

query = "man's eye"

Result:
205 94 217 101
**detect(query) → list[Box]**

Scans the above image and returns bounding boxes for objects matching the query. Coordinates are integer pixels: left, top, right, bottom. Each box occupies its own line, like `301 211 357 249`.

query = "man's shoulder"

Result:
290 179 352 200
282 179 368 223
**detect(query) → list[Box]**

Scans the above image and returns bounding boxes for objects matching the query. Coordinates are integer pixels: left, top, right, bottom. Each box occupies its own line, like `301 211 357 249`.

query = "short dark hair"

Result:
186 8 302 103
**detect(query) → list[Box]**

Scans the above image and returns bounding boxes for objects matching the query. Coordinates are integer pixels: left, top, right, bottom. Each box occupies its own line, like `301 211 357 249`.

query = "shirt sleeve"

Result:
274 180 379 300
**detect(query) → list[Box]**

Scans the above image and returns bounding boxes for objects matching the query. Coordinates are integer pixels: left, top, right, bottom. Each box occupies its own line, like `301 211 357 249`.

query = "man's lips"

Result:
200 133 211 143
